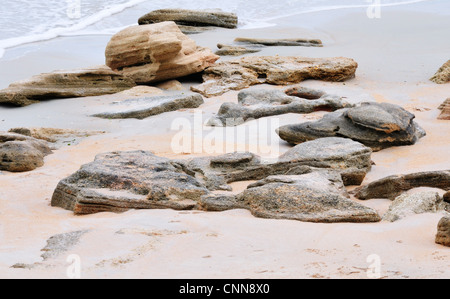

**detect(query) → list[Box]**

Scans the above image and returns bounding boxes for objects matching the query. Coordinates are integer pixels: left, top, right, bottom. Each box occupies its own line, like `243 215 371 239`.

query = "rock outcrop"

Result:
354 170 450 200
438 98 450 120
207 86 354 126
430 60 450 84
138 9 238 30
382 192 446 222
51 151 210 215
215 43 261 56
277 102 426 151
0 66 135 106
191 56 358 97
234 172 380 223
52 146 376 222
92 93 204 119
0 132 52 172
105 22 219 84
436 216 450 247
234 37 323 47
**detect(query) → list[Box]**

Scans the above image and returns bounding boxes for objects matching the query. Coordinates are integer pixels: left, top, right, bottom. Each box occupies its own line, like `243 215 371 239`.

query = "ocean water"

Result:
0 0 434 58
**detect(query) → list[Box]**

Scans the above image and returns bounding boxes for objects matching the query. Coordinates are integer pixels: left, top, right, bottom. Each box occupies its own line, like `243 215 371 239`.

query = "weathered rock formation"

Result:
234 37 323 47
382 192 447 222
436 216 450 247
191 56 358 97
207 86 354 126
354 170 450 200
438 98 450 120
0 66 135 106
0 132 52 172
92 93 204 119
215 43 261 56
138 9 238 30
105 22 219 84
277 102 426 151
51 144 378 222
430 60 450 84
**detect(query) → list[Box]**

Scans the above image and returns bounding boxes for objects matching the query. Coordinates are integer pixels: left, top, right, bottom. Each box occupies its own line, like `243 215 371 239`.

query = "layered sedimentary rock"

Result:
138 9 238 29
354 170 450 200
430 60 450 84
0 132 52 172
215 43 261 56
105 22 219 84
92 93 204 119
436 216 450 247
52 144 377 222
438 98 450 120
0 66 135 106
277 102 426 151
234 37 323 47
234 172 381 223
191 56 358 97
207 86 354 127
382 192 447 222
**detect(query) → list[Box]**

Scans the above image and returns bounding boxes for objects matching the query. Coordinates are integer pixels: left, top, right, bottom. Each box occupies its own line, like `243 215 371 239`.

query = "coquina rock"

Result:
0 66 135 106
92 93 204 119
138 9 238 29
430 60 450 84
277 102 426 151
436 216 450 247
207 86 354 127
52 146 375 222
191 56 358 97
354 170 450 200
234 37 323 47
105 22 219 84
234 172 380 223
215 43 261 56
382 192 447 222
438 98 450 120
0 132 52 172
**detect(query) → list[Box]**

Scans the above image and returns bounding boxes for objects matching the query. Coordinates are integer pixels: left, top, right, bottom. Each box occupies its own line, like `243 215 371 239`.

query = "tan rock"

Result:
191 56 358 97
118 86 164 97
0 66 136 106
430 60 450 84
438 98 450 120
105 22 219 84
436 216 450 247
156 80 184 91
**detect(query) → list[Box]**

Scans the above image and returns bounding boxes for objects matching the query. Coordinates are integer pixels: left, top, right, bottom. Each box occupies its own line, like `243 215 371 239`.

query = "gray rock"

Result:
0 132 52 172
234 37 323 47
191 56 358 97
235 172 381 223
277 102 426 151
430 60 450 84
138 9 238 29
279 137 372 186
51 151 209 215
354 170 450 200
0 66 136 107
92 94 204 119
382 192 446 222
207 87 353 127
215 43 261 56
41 230 89 260
436 216 450 247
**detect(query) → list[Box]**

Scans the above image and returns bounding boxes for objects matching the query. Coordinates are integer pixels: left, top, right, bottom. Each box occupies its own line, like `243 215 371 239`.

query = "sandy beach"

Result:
0 1 449 279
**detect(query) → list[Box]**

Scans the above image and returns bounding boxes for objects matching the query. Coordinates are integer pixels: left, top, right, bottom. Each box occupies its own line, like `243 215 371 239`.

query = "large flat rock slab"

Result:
191 56 358 97
92 94 204 119
0 66 135 106
277 102 426 151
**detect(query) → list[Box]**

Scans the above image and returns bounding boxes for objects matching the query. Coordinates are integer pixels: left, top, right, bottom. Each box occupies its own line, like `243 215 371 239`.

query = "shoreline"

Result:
0 2 449 279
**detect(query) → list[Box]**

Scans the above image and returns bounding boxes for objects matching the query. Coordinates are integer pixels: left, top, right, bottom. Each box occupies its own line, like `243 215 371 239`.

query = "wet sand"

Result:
0 2 449 279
